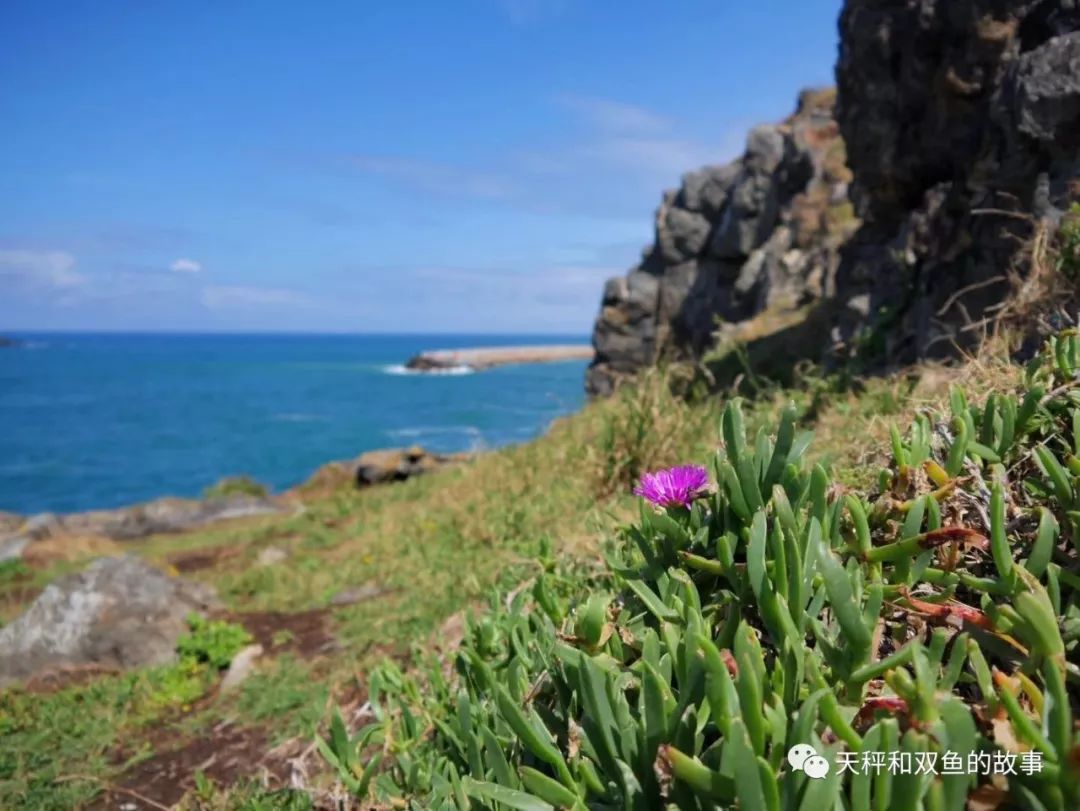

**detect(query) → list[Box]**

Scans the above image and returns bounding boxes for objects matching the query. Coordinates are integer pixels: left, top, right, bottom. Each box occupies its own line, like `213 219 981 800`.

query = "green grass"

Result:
230 656 330 745
0 559 30 585
0 614 252 806
1057 203 1080 281
1 662 214 806
0 346 1028 808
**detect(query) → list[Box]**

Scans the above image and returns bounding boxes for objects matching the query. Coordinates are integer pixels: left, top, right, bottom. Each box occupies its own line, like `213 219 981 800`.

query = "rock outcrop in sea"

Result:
587 1 1080 394
297 445 469 494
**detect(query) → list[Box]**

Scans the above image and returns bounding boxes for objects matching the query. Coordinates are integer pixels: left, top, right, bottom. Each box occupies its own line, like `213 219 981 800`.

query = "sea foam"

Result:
382 364 474 376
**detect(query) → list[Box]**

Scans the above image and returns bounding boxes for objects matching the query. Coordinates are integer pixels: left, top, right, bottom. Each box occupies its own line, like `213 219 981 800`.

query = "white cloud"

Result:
170 258 202 273
516 98 740 188
346 155 515 200
0 249 85 289
590 136 723 178
200 285 313 310
399 264 615 331
411 264 614 304
556 95 671 134
335 97 741 220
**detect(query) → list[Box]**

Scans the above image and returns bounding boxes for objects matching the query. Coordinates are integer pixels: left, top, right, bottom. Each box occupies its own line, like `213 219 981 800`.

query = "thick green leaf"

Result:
818 547 872 652
463 777 555 811
624 578 679 622
518 767 581 808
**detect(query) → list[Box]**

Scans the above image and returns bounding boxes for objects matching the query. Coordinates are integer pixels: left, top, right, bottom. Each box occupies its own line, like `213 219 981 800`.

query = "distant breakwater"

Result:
405 344 593 372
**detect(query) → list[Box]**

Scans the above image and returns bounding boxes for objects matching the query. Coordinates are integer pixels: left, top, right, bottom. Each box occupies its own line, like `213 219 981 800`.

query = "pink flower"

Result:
633 465 710 508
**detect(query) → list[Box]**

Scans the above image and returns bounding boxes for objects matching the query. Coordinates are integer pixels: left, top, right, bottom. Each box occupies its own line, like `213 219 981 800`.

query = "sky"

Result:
0 0 844 334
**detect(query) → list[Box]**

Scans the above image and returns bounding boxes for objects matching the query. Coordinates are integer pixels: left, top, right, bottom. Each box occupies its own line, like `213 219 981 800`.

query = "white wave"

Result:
271 412 326 423
382 363 474 376
387 425 483 440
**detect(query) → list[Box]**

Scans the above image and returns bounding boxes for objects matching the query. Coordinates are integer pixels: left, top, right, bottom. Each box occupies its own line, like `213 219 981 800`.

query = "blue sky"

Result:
0 0 843 333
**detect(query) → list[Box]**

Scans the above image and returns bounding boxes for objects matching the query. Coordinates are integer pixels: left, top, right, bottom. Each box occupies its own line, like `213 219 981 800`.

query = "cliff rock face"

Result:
832 0 1080 362
586 90 856 396
586 1 1080 393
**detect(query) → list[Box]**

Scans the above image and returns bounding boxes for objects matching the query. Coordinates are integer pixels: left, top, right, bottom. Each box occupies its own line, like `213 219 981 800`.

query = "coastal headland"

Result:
405 343 593 371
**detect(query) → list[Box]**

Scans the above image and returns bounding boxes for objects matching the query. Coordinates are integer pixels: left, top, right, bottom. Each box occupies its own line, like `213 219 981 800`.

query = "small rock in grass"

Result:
256 546 288 567
0 534 30 562
220 643 264 692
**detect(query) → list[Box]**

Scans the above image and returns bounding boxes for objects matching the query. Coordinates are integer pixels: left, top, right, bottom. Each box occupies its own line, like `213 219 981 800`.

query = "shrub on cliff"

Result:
590 367 712 499
1057 204 1080 283
176 614 253 670
322 333 1080 809
202 475 269 501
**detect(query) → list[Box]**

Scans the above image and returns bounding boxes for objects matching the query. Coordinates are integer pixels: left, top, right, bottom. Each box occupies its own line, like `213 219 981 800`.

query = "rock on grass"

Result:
0 555 218 688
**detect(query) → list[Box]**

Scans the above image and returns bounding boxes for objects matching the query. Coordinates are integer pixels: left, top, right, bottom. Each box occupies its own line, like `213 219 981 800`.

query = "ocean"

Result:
0 333 591 515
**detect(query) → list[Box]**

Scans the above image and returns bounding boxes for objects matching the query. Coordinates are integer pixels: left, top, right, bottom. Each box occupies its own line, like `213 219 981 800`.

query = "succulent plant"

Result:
321 332 1080 810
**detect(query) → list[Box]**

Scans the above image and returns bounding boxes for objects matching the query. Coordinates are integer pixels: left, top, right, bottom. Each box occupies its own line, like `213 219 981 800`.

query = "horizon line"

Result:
1 328 593 338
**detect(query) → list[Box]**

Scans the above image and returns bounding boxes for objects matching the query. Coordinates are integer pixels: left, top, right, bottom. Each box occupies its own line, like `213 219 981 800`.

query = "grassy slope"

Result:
0 352 1022 809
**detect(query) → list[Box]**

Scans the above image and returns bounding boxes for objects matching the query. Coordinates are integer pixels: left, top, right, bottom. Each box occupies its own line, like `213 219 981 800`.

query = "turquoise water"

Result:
0 334 590 515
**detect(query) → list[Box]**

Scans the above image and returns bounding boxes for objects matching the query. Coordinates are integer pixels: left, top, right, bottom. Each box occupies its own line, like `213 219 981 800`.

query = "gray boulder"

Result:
0 497 283 561
744 125 787 174
587 271 662 395
708 168 779 260
0 511 25 534
60 495 282 541
708 126 806 261
0 512 62 562
657 206 713 264
607 270 661 320
0 535 30 563
0 556 219 687
1015 32 1080 147
678 163 741 218
354 445 464 487
295 445 467 494
22 512 62 539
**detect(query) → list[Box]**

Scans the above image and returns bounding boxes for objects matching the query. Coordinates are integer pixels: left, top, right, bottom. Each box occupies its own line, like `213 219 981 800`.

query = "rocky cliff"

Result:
586 89 856 396
832 0 1080 363
586 1 1080 394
